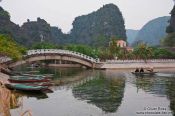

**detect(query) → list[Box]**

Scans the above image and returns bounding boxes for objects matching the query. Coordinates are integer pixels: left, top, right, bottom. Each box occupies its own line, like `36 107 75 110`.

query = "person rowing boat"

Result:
140 68 144 72
147 67 154 72
132 67 157 75
135 68 139 72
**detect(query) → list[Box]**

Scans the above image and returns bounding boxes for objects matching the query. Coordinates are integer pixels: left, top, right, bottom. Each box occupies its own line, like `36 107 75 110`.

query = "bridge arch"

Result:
8 49 99 68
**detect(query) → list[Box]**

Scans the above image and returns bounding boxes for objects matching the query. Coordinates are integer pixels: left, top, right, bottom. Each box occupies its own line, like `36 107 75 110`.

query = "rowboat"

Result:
131 72 157 75
11 75 44 79
8 77 51 83
20 74 53 78
5 83 48 92
23 82 54 86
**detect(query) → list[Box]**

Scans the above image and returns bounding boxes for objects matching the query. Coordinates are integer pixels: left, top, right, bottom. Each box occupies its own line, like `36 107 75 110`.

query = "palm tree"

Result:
133 43 153 61
109 38 120 59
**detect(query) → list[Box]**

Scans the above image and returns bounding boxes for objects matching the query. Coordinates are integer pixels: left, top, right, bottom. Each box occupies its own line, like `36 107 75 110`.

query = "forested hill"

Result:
70 3 126 46
0 6 21 43
163 5 175 47
20 18 65 46
0 6 66 47
133 16 170 46
0 4 126 47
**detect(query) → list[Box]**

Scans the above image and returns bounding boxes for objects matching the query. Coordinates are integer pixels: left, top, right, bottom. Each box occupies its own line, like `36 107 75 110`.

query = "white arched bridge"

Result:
1 49 100 68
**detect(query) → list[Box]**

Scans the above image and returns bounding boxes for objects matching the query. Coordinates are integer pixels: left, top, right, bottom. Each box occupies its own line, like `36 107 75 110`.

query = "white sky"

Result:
0 0 174 33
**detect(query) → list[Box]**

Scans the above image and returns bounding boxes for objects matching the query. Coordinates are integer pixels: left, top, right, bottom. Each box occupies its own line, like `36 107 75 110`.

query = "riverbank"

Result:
0 72 9 84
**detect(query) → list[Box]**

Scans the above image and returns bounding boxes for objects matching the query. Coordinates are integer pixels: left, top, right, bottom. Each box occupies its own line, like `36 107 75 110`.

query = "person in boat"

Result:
140 68 144 72
135 68 139 72
147 67 154 72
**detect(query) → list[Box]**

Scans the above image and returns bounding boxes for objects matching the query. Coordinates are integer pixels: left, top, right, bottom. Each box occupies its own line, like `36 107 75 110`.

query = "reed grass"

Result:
0 84 32 116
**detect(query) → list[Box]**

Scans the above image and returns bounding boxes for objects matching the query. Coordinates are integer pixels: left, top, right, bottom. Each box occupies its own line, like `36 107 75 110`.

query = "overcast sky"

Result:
0 0 174 33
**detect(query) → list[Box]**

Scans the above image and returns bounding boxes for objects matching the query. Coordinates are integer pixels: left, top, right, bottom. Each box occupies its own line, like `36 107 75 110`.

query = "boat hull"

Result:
8 78 51 83
131 72 157 75
5 84 48 92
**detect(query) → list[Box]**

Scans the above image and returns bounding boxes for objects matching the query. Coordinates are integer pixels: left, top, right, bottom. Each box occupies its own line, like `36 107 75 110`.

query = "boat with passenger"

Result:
131 72 157 75
132 67 157 75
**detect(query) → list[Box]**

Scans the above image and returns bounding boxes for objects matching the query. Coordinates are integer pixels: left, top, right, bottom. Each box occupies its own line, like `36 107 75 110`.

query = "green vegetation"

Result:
166 78 175 115
64 44 99 58
18 38 175 60
31 42 100 58
152 47 175 59
0 7 10 19
72 74 125 113
133 43 153 60
163 5 175 47
71 3 126 46
32 42 58 49
132 44 175 60
162 32 175 47
166 25 174 33
106 43 175 60
0 34 26 60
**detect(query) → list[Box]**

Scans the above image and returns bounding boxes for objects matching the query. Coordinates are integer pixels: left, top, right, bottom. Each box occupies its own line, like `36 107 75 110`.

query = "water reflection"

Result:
132 73 175 116
72 71 125 113
135 76 167 96
15 91 49 99
9 66 175 116
166 78 175 116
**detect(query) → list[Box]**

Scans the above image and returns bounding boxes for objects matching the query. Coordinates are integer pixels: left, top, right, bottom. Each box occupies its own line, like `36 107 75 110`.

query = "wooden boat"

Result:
24 82 54 86
8 77 51 83
11 75 44 78
131 72 157 75
20 74 53 78
5 83 48 92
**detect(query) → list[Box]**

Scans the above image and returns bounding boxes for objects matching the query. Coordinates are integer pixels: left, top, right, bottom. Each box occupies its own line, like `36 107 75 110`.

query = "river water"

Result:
9 66 175 116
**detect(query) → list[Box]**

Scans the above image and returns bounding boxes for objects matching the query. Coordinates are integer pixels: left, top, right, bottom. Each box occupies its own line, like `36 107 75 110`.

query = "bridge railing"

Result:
27 49 100 63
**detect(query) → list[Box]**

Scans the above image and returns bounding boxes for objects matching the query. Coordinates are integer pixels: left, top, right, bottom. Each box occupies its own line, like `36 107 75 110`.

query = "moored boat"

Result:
5 83 48 92
8 77 51 83
24 82 54 86
20 74 53 78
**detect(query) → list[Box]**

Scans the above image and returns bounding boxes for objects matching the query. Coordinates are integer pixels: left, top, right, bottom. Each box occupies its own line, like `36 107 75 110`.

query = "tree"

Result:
0 34 26 60
151 47 175 59
166 25 174 33
64 44 100 58
31 42 58 49
133 43 153 61
109 37 120 58
162 32 175 47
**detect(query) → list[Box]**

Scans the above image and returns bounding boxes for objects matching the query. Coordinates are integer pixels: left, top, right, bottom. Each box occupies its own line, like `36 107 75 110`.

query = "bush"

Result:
0 34 26 60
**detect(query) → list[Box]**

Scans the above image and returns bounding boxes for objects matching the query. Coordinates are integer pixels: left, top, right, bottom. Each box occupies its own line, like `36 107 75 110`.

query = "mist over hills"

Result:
126 29 139 46
133 16 170 46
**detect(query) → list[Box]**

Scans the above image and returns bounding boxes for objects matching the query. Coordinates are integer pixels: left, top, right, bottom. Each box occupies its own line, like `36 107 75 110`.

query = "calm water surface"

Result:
9 66 175 116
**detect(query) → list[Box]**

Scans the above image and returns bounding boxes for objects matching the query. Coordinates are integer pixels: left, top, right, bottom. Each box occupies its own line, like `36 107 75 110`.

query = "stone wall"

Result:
99 60 175 69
